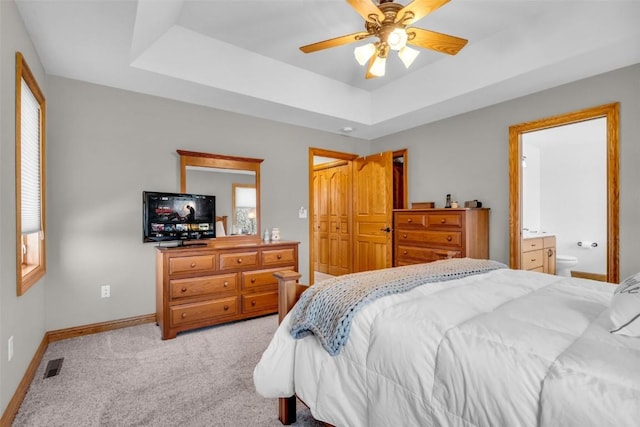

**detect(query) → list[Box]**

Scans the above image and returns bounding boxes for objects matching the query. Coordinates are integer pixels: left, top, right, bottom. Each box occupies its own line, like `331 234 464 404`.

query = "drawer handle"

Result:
277 254 282 260
548 249 553 257
251 278 256 283
531 258 537 262
407 218 412 223
237 258 243 264
251 300 257 306
180 287 187 293
223 281 229 287
223 305 229 311
403 250 408 255
530 244 537 247
447 235 452 242
441 219 446 224
190 262 196 268
181 312 187 319
402 234 408 239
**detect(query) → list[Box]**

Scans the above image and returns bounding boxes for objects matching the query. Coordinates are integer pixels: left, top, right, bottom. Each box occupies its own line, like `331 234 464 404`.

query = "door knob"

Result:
380 227 391 233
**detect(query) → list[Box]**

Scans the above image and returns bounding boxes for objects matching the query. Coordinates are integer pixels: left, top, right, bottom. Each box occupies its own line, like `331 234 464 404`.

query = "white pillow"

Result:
610 272 640 337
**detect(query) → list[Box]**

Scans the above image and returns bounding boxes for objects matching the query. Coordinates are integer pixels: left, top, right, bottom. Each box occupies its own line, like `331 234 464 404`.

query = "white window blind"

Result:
21 77 42 234
235 187 256 208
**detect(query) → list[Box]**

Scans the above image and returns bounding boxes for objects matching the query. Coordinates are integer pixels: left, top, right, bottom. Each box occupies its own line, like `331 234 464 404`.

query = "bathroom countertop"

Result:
522 231 556 239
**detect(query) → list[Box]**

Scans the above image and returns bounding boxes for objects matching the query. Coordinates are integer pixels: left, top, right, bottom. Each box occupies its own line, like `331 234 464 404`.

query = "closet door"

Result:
353 152 394 272
328 164 351 276
315 168 330 274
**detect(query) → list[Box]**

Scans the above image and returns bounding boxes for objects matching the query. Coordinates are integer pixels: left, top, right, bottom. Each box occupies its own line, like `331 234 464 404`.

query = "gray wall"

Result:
370 63 640 279
43 76 366 333
0 0 48 416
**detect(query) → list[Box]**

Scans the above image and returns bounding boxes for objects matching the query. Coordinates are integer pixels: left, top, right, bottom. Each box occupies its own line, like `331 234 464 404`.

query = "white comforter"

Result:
254 268 640 427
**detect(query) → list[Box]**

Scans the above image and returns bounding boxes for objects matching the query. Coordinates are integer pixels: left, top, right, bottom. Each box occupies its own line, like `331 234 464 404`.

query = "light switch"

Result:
298 207 307 219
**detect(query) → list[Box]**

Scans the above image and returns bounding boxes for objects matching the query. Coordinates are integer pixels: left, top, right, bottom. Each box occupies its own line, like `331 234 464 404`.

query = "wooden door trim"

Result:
508 103 619 283
393 149 408 209
309 148 358 284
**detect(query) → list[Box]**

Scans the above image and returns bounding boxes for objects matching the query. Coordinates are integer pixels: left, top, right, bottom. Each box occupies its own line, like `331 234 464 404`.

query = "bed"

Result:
253 258 640 427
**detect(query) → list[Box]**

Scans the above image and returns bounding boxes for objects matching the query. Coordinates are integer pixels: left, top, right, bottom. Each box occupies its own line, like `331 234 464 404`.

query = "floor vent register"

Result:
43 358 64 378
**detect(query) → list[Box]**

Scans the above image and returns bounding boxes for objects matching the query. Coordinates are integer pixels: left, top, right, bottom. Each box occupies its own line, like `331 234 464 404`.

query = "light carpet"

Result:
13 315 322 427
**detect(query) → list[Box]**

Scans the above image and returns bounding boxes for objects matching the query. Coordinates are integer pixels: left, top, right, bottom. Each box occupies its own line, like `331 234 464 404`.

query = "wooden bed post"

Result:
273 270 306 425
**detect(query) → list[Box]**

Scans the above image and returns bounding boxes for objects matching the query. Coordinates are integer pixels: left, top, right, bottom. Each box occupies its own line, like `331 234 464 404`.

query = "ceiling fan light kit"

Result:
398 45 420 68
300 0 468 79
369 55 387 77
354 43 377 65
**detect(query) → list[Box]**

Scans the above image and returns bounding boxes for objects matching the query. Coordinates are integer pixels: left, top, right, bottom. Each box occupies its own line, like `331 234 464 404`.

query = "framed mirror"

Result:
178 150 263 241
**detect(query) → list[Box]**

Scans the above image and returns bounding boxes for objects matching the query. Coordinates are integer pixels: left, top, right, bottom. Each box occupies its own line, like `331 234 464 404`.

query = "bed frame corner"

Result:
273 270 306 425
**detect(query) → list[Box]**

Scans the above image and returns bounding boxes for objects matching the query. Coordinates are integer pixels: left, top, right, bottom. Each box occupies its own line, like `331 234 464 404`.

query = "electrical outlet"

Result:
101 285 110 298
8 336 14 361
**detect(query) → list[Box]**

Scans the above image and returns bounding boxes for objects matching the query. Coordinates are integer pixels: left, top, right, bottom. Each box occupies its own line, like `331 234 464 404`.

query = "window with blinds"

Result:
16 52 46 296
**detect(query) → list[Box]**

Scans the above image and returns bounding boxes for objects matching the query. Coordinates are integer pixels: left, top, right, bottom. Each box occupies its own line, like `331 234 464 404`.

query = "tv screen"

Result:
143 191 216 243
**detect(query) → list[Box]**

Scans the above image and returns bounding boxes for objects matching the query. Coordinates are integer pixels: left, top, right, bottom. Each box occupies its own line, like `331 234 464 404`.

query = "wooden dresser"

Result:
521 235 556 274
156 240 299 339
393 208 490 266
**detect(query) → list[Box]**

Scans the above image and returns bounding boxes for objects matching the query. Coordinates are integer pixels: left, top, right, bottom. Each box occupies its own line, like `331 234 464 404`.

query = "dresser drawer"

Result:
396 245 461 263
241 267 288 291
242 291 278 313
262 248 296 266
170 273 237 300
169 255 216 275
426 213 462 228
522 238 543 252
219 251 259 270
396 230 462 247
395 213 427 230
522 249 544 270
170 296 238 326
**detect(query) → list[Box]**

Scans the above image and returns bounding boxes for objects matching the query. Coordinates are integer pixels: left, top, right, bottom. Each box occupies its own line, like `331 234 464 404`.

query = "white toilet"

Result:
556 255 578 277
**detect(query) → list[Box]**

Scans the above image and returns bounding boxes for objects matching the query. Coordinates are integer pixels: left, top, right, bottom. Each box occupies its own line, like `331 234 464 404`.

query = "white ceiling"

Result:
15 0 640 140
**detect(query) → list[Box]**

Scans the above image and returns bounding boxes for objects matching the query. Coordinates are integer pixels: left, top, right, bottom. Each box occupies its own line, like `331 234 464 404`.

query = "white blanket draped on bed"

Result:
254 265 640 427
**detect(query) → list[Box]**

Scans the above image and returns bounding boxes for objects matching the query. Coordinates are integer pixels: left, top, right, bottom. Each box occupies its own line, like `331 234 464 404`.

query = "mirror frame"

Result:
178 149 263 242
508 103 619 283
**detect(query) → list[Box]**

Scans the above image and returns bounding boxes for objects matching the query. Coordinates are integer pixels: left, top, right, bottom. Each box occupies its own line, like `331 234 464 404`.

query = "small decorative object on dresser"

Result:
155 240 299 339
411 201 435 209
271 228 280 241
393 208 490 266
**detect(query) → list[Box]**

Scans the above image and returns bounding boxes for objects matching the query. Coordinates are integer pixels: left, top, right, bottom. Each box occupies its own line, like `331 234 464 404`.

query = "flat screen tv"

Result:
143 191 216 244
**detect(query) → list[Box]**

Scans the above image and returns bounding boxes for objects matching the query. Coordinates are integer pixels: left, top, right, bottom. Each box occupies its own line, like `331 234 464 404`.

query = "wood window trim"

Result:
16 52 47 296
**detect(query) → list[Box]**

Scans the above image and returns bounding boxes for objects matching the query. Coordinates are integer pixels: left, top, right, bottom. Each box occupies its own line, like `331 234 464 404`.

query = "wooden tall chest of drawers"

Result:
156 240 299 339
393 208 490 266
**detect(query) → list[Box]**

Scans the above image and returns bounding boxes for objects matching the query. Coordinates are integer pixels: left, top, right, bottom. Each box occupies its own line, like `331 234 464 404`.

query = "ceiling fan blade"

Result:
396 0 450 25
407 27 467 55
347 0 385 23
300 31 371 53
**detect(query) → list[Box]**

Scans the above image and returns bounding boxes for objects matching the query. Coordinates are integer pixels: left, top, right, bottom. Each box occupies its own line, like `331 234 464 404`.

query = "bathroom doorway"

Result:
509 103 619 283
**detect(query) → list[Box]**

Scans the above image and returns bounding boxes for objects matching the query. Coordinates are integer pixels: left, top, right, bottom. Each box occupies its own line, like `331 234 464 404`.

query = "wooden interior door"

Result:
315 169 330 273
353 152 394 272
328 163 351 275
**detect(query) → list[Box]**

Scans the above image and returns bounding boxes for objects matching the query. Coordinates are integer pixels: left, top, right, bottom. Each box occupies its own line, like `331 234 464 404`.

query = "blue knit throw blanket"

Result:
290 258 507 356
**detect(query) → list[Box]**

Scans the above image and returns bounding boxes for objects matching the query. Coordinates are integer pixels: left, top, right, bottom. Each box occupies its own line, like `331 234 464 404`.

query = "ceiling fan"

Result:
300 0 468 79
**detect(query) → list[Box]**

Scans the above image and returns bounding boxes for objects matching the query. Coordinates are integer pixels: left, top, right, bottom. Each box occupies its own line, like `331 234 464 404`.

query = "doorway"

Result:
309 148 407 285
509 103 619 283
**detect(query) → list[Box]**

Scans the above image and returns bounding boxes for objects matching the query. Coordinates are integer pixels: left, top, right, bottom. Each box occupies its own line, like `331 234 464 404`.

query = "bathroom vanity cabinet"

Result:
521 235 556 274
